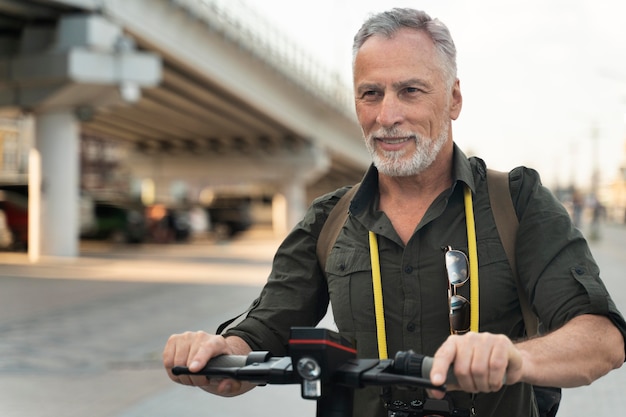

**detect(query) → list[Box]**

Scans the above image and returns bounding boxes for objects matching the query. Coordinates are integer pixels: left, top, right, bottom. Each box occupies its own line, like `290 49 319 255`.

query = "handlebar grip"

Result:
203 354 249 367
394 350 506 387
420 356 457 386
172 354 248 376
393 350 457 386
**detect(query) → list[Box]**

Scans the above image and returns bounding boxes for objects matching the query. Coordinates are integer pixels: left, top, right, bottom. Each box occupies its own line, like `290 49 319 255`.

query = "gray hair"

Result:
352 8 457 86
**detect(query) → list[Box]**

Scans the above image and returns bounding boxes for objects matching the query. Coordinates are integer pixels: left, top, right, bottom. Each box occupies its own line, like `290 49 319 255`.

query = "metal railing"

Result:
172 0 355 118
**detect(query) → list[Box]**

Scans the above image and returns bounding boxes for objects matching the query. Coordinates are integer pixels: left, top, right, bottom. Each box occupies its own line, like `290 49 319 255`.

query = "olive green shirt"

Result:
226 145 626 417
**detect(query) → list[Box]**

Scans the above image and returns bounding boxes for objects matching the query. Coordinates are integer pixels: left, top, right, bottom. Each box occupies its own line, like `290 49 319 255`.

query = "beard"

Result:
364 121 450 177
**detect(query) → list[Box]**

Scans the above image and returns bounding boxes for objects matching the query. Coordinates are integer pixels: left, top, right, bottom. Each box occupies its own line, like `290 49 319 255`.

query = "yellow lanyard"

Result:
369 184 479 360
369 230 388 359
464 185 480 333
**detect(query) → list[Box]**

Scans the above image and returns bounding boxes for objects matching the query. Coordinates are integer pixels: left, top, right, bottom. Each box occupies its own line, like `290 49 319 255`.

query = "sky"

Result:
239 0 626 190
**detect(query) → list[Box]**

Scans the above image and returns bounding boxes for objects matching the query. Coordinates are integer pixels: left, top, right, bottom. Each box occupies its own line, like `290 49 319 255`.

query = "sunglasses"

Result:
445 246 470 334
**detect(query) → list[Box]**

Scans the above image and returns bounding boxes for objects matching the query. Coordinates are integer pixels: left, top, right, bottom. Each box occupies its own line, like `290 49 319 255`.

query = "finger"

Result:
487 338 509 391
452 342 477 392
189 335 227 372
426 387 446 400
430 335 460 387
467 336 492 392
504 343 524 386
188 374 212 387
163 335 178 375
173 332 194 370
176 373 194 386
163 334 192 382
217 379 241 396
200 378 242 396
189 344 213 372
180 372 222 388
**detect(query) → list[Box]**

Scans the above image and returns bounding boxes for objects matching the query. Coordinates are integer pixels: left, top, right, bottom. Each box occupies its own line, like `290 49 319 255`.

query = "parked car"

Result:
0 190 28 250
145 204 192 243
81 201 147 244
205 196 253 239
168 207 192 242
0 209 14 249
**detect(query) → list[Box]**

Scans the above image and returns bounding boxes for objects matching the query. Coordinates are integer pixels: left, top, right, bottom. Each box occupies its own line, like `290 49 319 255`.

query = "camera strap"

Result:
463 185 480 333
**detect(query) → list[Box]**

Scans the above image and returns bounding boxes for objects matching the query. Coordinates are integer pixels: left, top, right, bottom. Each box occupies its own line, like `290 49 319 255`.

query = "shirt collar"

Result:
349 142 477 216
452 143 476 193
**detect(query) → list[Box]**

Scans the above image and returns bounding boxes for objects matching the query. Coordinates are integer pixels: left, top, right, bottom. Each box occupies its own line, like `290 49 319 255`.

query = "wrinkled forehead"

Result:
355 28 454 87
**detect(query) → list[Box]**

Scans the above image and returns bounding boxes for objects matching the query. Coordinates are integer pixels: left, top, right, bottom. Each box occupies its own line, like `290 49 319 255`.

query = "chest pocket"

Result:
477 238 521 333
325 247 375 334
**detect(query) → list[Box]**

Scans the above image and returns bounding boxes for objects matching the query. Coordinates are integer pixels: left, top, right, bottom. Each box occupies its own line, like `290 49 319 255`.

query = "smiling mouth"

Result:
377 136 414 145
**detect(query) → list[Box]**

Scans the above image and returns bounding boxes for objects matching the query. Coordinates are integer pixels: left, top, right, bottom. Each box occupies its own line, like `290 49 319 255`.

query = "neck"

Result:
378 144 454 200
375 144 455 245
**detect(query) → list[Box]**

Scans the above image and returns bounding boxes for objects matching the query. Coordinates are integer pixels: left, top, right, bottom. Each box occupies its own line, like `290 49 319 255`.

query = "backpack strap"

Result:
487 169 539 337
316 184 360 274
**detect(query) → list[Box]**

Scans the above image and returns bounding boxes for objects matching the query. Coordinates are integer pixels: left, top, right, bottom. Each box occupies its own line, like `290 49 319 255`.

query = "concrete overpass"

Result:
0 0 369 259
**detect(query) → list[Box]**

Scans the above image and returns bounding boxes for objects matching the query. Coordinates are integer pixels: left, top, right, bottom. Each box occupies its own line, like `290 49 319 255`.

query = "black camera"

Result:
386 398 470 417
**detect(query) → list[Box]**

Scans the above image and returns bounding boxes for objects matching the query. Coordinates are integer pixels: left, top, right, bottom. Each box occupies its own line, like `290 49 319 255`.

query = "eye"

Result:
359 90 382 102
404 86 424 95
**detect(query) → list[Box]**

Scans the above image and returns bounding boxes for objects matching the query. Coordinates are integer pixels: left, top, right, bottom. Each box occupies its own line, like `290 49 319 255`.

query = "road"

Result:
0 224 625 417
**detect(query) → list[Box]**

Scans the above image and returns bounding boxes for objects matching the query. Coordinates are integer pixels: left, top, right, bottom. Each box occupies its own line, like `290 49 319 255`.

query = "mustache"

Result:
368 127 420 141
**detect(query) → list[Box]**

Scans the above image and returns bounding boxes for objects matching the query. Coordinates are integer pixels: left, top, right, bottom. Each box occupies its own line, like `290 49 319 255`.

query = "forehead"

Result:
354 28 444 83
358 27 435 54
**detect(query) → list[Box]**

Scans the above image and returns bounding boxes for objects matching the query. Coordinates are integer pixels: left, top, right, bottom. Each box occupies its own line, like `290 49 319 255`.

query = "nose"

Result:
375 95 403 127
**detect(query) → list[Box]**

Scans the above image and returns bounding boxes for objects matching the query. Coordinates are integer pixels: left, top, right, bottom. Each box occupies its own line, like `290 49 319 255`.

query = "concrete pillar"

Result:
28 148 41 262
33 110 80 258
270 145 329 236
3 13 161 261
273 181 306 236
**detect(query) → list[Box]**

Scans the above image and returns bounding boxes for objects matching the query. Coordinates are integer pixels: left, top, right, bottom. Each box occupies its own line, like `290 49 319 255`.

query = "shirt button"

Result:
574 267 585 275
406 323 416 332
404 265 413 274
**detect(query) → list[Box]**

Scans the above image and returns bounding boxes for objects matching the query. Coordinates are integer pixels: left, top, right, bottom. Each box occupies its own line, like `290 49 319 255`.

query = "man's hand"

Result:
163 331 254 397
428 332 524 399
428 315 624 398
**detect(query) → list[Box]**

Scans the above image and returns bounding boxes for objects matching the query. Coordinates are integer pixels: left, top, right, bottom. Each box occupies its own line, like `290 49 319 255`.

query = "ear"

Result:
449 79 462 120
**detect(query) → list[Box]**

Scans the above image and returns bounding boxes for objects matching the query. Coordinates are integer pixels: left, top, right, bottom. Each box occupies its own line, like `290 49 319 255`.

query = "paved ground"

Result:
0 229 318 417
0 224 625 417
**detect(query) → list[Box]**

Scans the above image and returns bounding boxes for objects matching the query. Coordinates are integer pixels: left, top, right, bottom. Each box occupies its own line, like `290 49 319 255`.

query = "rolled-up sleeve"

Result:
511 167 626 351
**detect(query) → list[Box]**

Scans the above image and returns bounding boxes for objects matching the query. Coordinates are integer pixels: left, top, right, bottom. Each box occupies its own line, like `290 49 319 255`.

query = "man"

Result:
163 8 626 416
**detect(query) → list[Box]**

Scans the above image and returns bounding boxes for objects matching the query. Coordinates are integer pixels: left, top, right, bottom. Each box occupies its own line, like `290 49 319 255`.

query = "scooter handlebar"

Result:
171 350 457 388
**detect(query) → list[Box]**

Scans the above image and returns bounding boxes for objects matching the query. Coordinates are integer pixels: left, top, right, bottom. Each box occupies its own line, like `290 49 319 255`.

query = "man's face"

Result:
353 28 462 177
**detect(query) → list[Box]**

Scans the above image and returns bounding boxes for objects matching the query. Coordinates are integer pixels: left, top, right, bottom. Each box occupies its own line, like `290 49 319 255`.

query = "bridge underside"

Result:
0 0 369 258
